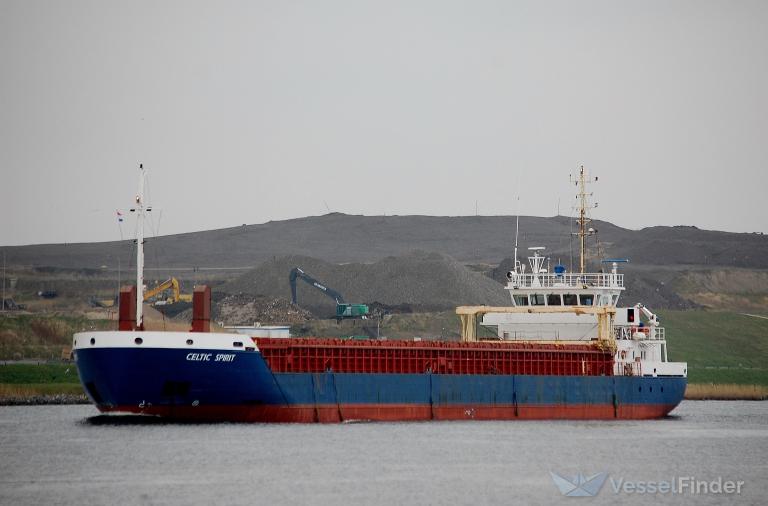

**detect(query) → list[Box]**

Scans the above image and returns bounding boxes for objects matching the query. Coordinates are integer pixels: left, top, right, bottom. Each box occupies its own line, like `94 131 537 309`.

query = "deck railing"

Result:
507 273 624 289
613 326 665 341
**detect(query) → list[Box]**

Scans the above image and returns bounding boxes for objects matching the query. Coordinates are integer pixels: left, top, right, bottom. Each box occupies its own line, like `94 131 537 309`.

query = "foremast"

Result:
130 164 149 329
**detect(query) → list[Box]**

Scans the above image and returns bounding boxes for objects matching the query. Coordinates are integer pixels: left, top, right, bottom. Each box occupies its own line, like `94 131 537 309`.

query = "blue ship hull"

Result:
74 345 686 422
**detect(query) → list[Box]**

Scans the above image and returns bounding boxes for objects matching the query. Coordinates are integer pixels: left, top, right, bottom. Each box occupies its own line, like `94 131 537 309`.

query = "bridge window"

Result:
513 295 529 306
530 294 546 306
563 294 578 305
547 294 562 306
579 294 594 306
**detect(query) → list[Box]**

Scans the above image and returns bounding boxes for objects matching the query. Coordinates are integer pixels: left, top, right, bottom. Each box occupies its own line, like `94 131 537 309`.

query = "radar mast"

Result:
572 166 598 274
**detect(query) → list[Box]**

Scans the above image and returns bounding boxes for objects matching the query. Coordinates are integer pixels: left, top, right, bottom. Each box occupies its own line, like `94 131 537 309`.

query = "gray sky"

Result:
1 0 766 246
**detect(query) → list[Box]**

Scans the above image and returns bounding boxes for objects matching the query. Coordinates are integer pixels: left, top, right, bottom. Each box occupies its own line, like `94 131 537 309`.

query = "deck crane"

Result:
289 267 369 319
635 303 660 326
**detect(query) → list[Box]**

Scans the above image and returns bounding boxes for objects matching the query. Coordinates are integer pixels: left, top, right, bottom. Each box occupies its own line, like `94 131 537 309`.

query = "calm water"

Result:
0 401 766 506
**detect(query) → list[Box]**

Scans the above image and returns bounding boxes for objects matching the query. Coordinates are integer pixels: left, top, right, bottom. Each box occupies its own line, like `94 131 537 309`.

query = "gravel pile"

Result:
214 294 314 325
221 251 510 316
174 293 313 325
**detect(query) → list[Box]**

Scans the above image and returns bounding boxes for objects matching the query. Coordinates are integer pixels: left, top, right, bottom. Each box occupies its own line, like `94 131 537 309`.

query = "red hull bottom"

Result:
100 403 679 423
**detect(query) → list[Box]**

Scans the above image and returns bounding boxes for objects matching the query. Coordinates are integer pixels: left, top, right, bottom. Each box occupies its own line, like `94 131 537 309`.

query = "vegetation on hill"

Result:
660 310 768 386
0 314 112 360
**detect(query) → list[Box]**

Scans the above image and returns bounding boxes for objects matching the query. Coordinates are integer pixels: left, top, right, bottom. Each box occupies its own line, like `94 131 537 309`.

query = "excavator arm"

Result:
289 268 346 305
144 277 181 303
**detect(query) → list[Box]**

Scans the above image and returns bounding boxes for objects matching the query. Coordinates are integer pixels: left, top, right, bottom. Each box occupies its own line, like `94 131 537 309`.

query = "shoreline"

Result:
1 383 765 406
0 394 89 406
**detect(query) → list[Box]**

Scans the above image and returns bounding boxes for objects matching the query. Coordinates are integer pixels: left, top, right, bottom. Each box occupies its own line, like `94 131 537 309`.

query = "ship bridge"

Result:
505 249 626 309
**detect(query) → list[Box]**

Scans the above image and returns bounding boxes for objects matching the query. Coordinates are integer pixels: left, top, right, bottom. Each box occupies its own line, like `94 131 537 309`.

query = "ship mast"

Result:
131 164 148 329
573 166 597 273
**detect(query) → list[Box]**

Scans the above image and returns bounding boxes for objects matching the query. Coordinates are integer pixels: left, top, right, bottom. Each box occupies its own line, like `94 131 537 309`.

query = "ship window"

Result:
513 295 529 306
547 294 562 306
563 294 578 305
530 294 546 306
579 294 594 306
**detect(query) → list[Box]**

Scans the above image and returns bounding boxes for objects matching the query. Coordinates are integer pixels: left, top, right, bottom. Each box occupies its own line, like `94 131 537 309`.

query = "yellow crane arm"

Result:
144 278 181 302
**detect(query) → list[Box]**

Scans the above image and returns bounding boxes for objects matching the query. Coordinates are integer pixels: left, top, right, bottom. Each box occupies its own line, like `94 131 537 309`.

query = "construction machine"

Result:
289 267 368 319
143 277 193 305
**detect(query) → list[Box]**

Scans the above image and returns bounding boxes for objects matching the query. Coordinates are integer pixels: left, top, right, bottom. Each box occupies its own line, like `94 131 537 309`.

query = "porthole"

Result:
134 337 143 345
186 339 194 345
233 341 243 348
90 338 95 345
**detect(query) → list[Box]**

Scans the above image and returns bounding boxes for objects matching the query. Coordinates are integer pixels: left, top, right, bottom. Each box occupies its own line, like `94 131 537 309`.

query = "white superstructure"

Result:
480 166 686 378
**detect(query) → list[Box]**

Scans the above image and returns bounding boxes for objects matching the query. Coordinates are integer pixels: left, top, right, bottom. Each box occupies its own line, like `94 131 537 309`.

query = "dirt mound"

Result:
175 294 313 325
221 251 510 316
215 294 313 325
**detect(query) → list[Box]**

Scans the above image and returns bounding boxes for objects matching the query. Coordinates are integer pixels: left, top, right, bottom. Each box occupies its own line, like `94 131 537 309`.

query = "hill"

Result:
4 213 767 269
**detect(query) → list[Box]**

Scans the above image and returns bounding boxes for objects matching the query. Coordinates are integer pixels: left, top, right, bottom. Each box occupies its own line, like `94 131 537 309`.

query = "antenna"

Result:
570 165 599 273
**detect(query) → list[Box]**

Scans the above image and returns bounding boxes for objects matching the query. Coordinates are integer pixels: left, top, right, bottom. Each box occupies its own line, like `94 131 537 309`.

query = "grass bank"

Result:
685 383 767 400
0 363 86 404
0 313 113 361
659 310 768 386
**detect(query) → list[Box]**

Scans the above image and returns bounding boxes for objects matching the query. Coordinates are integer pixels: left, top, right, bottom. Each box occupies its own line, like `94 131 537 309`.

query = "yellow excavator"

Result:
143 278 193 305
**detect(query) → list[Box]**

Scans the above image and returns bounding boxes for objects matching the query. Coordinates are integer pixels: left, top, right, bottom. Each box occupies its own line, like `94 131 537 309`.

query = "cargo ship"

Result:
73 166 687 422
